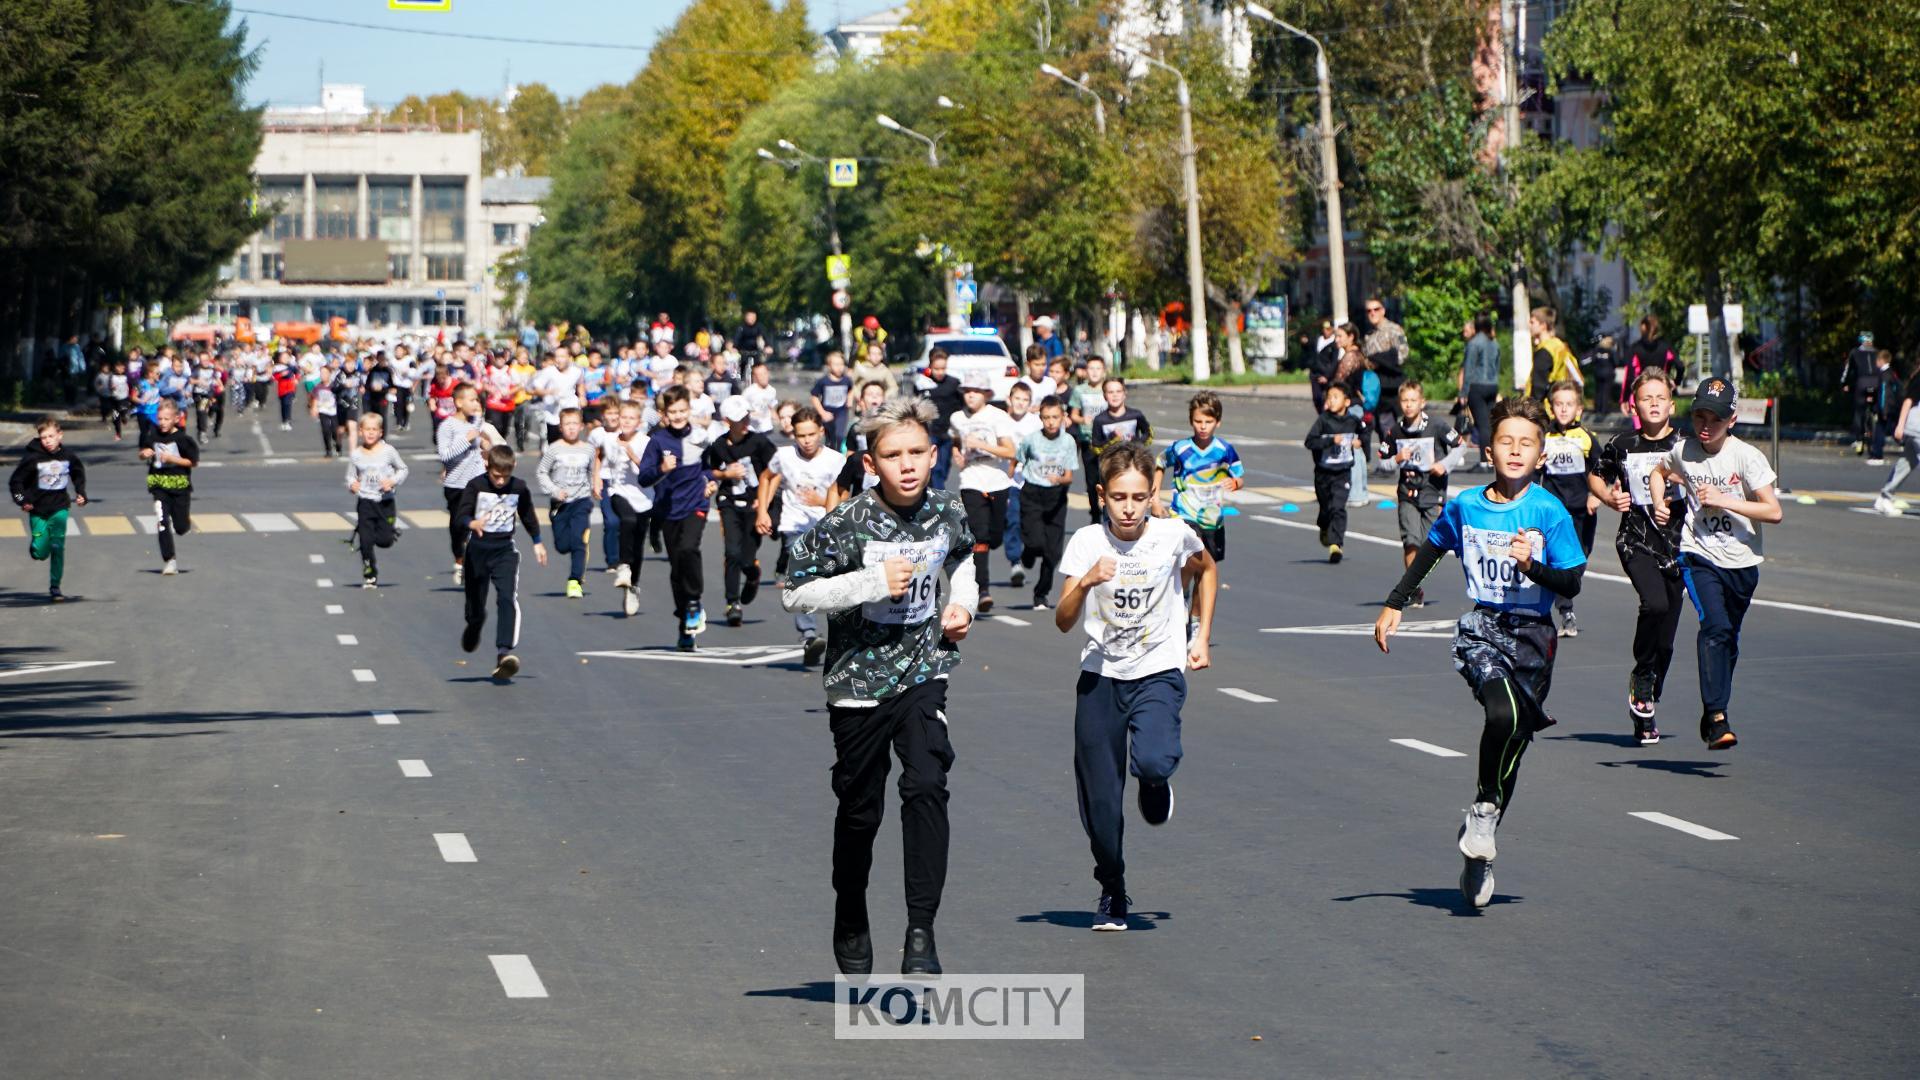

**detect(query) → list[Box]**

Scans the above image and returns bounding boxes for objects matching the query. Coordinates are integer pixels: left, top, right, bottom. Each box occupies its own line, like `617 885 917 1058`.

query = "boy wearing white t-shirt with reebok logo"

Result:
1649 377 1784 751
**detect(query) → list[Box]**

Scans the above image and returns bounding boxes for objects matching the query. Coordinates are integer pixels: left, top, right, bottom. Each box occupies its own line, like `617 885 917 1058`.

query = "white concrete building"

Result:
198 85 541 338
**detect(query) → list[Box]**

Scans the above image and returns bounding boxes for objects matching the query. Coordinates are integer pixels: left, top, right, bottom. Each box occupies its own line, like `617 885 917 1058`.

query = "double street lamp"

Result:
875 113 940 167
1038 63 1106 136
1117 43 1211 380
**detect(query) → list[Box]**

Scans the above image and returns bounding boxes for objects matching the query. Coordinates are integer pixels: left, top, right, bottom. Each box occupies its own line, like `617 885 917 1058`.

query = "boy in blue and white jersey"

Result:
1374 396 1588 910
1155 390 1243 563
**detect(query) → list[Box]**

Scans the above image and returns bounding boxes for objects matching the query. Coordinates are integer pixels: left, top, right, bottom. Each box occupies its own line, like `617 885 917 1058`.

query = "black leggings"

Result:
1466 383 1500 449
719 502 761 604
1018 483 1069 599
611 494 647 575
320 415 341 455
444 486 469 562
279 392 295 424
355 497 397 572
663 513 706 617
1620 546 1684 702
1476 676 1530 812
152 489 192 562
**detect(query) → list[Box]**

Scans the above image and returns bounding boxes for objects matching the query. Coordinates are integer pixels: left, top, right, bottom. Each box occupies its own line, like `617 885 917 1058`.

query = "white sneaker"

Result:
622 580 641 617
1458 802 1499 861
1009 566 1026 589
161 559 178 576
1874 494 1899 517
452 564 464 586
1460 853 1495 908
614 565 632 589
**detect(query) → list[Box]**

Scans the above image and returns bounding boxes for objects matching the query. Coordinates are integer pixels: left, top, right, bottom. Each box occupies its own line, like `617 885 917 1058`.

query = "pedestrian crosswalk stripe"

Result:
294 511 353 531
190 513 247 533
241 512 299 532
403 509 450 528
0 519 21 538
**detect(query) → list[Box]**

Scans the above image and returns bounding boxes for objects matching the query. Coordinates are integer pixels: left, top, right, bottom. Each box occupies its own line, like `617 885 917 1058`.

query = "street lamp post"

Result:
1119 45 1209 380
875 113 964 327
1244 3 1347 327
760 142 852 357
1038 63 1106 137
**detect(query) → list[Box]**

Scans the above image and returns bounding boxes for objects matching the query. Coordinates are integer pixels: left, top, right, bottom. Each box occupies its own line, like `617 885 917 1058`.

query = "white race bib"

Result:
1543 435 1585 476
1186 481 1227 509
1623 451 1664 506
1462 524 1543 607
1399 437 1435 472
861 539 946 624
476 491 519 534
1319 432 1355 468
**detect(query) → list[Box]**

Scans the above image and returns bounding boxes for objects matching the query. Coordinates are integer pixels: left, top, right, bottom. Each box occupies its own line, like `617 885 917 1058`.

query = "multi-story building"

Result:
196 85 542 340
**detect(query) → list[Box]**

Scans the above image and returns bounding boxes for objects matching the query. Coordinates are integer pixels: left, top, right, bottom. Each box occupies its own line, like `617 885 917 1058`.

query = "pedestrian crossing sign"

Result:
389 1 452 10
825 254 852 284
829 159 859 188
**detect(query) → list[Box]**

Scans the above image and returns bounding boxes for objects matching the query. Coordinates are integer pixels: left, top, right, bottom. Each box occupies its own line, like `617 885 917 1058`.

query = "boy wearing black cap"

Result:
1648 378 1784 750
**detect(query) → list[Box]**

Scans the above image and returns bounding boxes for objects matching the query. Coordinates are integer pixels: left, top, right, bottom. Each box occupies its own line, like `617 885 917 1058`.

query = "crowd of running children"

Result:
11 312 1884 954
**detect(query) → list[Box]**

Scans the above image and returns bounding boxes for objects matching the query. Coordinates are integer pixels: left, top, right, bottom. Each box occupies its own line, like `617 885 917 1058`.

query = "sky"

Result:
231 0 851 107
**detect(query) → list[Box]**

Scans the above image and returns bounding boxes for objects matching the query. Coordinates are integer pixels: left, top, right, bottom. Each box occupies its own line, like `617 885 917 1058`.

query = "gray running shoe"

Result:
1460 854 1495 909
1458 802 1499 861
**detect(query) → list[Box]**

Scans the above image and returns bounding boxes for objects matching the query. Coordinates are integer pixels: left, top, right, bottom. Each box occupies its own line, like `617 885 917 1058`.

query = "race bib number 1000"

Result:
862 540 946 625
1462 525 1543 607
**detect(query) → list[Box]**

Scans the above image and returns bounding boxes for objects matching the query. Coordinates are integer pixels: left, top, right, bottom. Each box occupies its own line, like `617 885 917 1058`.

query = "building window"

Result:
260 253 285 281
388 252 411 281
426 254 464 281
369 182 412 242
314 181 358 239
258 301 306 323
421 180 465 243
422 299 466 326
312 300 357 326
262 182 303 240
492 222 518 245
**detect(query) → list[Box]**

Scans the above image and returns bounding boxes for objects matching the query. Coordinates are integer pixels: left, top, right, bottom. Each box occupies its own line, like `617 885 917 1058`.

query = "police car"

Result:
913 327 1016 402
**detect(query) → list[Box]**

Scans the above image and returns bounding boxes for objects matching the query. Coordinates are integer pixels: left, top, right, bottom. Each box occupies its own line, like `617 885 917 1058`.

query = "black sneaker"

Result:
901 927 941 976
833 929 873 976
48 586 64 602
1092 892 1130 932
740 565 761 606
802 636 827 667
677 631 696 653
461 620 483 654
1137 780 1174 826
726 603 743 627
1702 712 1737 750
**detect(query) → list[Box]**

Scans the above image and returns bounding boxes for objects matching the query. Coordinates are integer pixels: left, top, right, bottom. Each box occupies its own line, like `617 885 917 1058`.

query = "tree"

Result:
499 83 567 176
523 105 638 333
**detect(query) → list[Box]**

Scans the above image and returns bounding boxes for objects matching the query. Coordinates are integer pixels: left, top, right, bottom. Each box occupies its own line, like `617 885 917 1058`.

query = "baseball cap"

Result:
1691 377 1736 420
1033 315 1055 330
863 315 880 331
720 396 750 422
1860 331 1875 343
960 370 993 391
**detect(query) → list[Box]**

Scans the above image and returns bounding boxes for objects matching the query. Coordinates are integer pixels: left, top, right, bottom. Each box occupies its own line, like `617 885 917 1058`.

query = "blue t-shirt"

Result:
137 379 161 420
1160 436 1243 529
1426 483 1586 615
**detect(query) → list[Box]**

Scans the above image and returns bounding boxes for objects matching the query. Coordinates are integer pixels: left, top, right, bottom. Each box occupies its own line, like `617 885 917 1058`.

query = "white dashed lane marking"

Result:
434 833 477 863
1630 811 1738 841
325 604 344 614
372 711 399 725
337 634 358 646
488 955 548 999
1391 738 1468 759
1218 687 1277 704
308 553 325 564
316 578 334 589
352 669 377 683
398 759 432 778
989 614 1030 627
242 512 298 532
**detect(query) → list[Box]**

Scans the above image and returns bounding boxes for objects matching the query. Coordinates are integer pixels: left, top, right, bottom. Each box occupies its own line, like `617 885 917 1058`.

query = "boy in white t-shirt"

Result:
1053 442 1219 932
947 375 1017 613
741 359 779 434
1649 378 1784 751
1002 382 1044 589
756 406 846 665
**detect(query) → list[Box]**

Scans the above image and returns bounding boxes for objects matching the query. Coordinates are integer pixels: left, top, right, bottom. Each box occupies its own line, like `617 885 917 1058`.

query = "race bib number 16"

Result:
862 539 945 625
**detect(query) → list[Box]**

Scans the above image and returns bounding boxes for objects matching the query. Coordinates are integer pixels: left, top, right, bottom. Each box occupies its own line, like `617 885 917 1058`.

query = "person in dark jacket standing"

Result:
1839 331 1882 456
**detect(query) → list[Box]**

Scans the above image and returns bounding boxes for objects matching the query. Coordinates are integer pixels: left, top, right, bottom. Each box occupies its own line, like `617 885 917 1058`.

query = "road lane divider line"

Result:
990 614 1030 627
398 759 431 778
337 634 358 646
353 669 377 682
372 711 399 725
434 833 477 863
488 955 548 999
1218 687 1277 704
325 604 344 614
1391 738 1467 758
1630 811 1738 841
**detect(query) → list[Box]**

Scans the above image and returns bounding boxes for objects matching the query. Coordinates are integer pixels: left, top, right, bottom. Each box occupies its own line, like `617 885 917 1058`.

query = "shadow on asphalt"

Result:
1548 732 1643 748
1596 759 1728 778
1017 909 1165 931
1331 888 1522 917
0 675 434 738
743 981 837 1003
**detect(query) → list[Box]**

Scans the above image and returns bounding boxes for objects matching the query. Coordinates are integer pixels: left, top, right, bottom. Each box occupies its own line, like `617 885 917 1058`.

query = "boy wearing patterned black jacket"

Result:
783 397 977 979
454 445 547 680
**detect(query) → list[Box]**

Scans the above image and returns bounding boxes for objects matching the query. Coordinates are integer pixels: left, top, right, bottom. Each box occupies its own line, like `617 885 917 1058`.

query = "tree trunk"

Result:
1014 291 1032 354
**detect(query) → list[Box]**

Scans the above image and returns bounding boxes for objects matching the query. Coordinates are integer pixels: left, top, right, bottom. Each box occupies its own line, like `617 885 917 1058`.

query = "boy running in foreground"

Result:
345 413 408 588
1374 397 1588 909
9 417 88 600
782 397 976 977
454 445 548 680
1055 442 1218 931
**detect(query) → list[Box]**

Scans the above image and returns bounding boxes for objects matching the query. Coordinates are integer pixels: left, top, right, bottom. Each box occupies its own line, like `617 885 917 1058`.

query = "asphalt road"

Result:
3 380 1917 1078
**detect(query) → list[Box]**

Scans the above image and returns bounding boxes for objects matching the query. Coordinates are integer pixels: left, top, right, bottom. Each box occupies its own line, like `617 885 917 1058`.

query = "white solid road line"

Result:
308 553 325 564
1391 738 1468 759
398 759 432 778
990 614 1031 627
325 604 344 615
252 420 272 457
352 669 377 682
1218 687 1277 704
372 711 400 725
1249 514 1920 631
336 634 358 646
316 578 334 589
1630 811 1738 841
488 955 549 999
433 833 477 863
0 661 115 681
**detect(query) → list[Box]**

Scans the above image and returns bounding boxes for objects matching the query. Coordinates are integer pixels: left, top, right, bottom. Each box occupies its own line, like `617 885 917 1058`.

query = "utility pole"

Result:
1502 0 1531 393
1244 5 1346 325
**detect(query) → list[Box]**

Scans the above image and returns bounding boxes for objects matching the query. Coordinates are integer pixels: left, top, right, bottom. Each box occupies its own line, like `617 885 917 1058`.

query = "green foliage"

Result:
523 105 638 332
1401 273 1480 385
0 0 265 370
